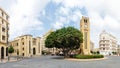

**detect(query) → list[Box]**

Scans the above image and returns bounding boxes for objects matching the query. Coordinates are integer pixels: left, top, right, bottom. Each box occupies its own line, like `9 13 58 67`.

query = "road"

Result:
0 56 120 68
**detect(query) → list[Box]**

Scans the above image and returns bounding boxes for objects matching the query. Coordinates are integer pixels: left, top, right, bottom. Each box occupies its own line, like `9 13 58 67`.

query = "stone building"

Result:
93 48 99 53
41 29 59 55
10 35 41 57
99 30 117 55
117 44 120 55
90 41 94 51
80 16 91 55
41 29 53 52
0 8 9 59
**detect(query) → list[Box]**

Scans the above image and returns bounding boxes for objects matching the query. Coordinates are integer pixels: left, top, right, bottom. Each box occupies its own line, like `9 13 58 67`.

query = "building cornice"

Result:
0 16 9 24
0 42 6 44
0 8 9 18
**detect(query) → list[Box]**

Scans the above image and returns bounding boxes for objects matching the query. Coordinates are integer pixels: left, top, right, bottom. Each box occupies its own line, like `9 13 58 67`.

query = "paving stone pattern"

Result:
0 56 120 68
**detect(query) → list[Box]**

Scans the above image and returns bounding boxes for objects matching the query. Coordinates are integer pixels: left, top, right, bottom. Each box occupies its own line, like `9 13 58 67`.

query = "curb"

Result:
0 59 23 64
65 57 108 61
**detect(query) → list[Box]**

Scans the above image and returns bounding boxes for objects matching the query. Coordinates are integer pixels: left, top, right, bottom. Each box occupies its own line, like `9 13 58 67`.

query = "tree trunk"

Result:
63 48 69 58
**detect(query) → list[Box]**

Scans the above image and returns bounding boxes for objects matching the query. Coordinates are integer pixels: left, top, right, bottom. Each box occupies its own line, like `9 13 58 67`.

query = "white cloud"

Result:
53 21 64 29
52 0 120 48
105 0 120 20
53 5 82 29
58 6 70 16
0 0 16 11
52 0 63 4
0 0 50 39
62 0 84 8
1 0 120 48
71 10 82 22
41 10 46 16
53 15 70 29
104 15 120 30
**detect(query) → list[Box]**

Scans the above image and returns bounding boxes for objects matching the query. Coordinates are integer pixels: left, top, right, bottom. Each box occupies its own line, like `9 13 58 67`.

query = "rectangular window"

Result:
22 53 24 56
17 49 19 55
2 12 4 17
103 44 105 46
6 16 9 20
33 40 36 45
84 19 87 23
22 42 24 45
23 48 24 50
2 35 5 41
2 27 5 32
103 48 105 50
16 43 18 46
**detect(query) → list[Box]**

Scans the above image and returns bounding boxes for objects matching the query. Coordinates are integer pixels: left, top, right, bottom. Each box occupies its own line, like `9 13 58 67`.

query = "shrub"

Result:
74 54 104 59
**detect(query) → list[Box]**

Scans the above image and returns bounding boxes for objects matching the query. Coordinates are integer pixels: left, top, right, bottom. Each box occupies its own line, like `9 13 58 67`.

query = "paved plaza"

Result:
0 56 120 68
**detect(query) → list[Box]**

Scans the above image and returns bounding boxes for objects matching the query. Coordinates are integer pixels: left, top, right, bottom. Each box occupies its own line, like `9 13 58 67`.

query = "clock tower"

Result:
80 16 91 55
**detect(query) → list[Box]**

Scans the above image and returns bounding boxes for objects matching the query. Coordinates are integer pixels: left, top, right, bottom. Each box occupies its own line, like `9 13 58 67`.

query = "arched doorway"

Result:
1 47 4 59
17 49 19 56
6 47 8 56
33 48 36 55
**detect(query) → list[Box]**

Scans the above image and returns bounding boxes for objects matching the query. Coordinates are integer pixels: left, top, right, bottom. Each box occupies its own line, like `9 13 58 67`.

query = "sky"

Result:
0 0 120 48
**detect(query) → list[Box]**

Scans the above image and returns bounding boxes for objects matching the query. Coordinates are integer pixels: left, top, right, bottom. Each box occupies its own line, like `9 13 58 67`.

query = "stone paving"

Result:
0 57 23 63
0 55 120 68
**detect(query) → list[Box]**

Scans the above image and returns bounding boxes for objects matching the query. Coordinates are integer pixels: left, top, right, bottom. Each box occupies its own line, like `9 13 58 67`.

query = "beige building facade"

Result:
0 8 9 59
117 45 120 55
80 16 91 55
10 35 41 57
93 48 99 52
41 29 53 52
41 29 59 54
90 41 94 51
99 30 117 55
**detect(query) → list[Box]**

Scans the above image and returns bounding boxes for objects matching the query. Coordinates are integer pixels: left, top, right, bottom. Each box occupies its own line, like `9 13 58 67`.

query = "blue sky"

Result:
0 0 120 48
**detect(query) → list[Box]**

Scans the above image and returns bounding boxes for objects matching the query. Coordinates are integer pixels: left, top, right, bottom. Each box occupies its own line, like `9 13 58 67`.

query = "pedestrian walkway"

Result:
0 56 119 68
0 59 8 63
0 57 22 63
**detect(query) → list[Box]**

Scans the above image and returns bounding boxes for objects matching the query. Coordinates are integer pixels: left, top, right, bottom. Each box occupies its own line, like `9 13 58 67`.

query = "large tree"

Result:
45 27 83 57
8 45 14 54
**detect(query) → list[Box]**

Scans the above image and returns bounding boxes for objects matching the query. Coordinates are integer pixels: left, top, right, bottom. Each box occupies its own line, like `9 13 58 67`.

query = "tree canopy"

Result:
45 26 83 57
8 45 14 54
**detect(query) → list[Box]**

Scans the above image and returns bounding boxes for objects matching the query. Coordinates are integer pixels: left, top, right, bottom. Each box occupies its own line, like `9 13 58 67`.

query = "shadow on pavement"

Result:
51 56 64 59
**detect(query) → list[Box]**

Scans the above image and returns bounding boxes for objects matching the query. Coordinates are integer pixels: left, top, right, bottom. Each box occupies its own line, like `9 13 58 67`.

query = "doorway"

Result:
1 47 4 59
33 48 36 55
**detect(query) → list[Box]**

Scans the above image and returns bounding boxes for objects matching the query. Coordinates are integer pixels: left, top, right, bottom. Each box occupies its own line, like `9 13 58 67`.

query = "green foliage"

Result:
8 45 14 54
91 51 100 55
96 51 100 54
74 54 104 59
112 52 117 55
45 32 56 48
45 26 83 57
